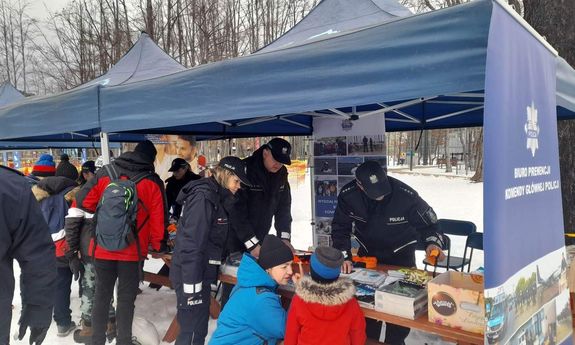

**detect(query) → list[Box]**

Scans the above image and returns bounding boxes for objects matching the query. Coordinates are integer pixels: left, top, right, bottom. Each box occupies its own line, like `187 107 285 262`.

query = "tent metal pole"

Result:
236 116 276 127
426 105 484 123
308 136 316 248
328 108 351 118
426 100 484 105
100 132 111 164
447 93 484 98
379 103 421 123
280 117 311 129
386 118 423 123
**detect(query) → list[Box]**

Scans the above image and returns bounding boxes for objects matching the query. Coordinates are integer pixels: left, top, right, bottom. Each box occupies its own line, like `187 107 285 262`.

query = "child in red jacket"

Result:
285 246 366 345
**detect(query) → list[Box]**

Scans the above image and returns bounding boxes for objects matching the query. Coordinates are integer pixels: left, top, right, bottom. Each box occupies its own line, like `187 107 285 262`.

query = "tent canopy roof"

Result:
97 0 574 136
2 0 575 141
259 0 412 52
0 83 24 107
0 32 185 140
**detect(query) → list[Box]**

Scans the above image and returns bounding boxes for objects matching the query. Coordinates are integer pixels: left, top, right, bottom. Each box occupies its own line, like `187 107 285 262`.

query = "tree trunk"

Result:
524 0 575 232
470 128 483 182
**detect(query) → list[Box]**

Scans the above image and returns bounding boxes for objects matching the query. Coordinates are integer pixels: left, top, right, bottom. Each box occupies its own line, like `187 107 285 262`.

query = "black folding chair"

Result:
423 218 477 272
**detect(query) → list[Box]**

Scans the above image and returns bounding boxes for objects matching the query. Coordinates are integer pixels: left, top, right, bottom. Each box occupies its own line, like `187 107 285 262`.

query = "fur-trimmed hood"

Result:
32 176 79 202
294 276 356 321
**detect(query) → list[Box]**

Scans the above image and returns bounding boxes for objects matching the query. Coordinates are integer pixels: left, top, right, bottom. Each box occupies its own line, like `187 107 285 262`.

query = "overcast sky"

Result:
27 0 71 20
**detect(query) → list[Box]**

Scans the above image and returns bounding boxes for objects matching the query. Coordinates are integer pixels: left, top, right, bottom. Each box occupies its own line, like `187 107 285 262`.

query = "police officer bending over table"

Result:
170 157 251 345
331 160 445 345
229 137 294 256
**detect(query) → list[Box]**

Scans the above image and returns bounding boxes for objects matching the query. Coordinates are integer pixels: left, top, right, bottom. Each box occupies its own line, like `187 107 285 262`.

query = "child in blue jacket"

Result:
210 235 295 345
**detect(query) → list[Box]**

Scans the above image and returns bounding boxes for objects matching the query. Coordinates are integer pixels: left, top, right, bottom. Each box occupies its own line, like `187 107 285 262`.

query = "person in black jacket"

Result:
0 165 57 345
331 161 445 345
170 156 251 345
165 158 201 219
229 138 293 257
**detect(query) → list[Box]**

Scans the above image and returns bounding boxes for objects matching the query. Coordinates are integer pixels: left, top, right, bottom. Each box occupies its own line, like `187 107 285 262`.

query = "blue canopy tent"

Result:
0 83 122 150
2 0 575 144
0 82 25 107
91 0 575 139
0 32 185 146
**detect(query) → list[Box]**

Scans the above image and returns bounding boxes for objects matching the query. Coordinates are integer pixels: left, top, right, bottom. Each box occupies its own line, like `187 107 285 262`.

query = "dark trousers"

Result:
54 266 73 327
366 250 416 344
175 265 218 345
91 259 139 345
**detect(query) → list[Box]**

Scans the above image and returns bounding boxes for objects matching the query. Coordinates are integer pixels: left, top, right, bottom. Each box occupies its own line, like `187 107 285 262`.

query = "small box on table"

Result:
427 271 485 334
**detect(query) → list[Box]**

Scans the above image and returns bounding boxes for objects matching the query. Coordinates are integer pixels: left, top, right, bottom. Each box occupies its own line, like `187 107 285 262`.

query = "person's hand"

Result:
292 272 303 285
69 256 83 281
282 239 295 254
17 305 51 345
341 260 353 274
426 244 446 263
250 244 261 258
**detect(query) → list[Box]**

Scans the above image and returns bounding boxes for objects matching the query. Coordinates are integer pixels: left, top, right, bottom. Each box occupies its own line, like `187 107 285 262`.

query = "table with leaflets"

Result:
144 254 483 345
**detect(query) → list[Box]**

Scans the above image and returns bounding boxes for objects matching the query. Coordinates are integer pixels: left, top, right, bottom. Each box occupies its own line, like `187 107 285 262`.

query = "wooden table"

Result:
218 268 483 345
144 255 483 345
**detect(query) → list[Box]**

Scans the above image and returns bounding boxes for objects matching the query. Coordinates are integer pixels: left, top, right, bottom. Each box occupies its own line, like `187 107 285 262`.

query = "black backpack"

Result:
94 165 152 254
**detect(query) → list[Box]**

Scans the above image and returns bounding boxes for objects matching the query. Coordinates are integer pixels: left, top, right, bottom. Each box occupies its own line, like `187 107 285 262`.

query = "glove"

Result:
69 255 83 281
17 305 52 345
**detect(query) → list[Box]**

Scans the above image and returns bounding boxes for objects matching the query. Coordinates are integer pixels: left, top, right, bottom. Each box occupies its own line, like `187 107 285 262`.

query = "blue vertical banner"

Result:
484 3 572 345
81 148 87 163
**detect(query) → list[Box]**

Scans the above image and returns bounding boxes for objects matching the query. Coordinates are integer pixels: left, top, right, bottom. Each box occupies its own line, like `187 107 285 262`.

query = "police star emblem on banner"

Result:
524 101 540 157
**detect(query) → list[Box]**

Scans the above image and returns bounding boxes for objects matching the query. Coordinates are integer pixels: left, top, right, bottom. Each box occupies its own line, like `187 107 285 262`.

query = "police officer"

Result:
165 158 201 219
331 161 445 345
0 166 57 345
170 157 251 345
230 138 294 256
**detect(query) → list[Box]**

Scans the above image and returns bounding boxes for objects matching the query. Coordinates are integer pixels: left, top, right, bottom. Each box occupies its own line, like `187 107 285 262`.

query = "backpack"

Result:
40 186 75 236
94 164 152 252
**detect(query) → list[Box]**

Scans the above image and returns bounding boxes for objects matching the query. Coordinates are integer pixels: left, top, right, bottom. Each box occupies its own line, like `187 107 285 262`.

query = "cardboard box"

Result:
427 271 485 334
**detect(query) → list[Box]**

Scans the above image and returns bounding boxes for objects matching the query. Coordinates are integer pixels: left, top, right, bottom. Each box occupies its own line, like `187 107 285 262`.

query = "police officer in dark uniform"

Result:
230 137 294 257
165 158 201 219
0 166 57 345
169 157 251 345
331 161 445 345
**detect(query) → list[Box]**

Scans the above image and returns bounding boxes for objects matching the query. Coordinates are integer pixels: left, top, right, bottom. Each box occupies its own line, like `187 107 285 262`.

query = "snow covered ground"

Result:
10 167 483 345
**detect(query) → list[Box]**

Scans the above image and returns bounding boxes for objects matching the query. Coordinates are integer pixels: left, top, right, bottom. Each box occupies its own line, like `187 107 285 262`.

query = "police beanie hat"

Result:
56 160 79 181
134 140 157 163
32 154 56 177
258 235 293 270
310 246 344 284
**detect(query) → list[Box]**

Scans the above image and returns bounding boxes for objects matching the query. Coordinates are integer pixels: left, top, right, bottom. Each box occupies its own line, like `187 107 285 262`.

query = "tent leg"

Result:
100 132 111 164
309 137 316 247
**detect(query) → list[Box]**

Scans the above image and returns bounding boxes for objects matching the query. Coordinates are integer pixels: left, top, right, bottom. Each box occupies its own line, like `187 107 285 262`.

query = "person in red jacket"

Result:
76 140 166 345
285 246 366 345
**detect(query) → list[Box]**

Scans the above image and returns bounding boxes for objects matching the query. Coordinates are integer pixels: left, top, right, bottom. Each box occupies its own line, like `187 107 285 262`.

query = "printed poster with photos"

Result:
312 115 386 247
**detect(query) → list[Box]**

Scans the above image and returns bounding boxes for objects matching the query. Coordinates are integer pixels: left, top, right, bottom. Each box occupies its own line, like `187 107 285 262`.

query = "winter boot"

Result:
73 321 93 344
106 319 117 343
57 321 77 337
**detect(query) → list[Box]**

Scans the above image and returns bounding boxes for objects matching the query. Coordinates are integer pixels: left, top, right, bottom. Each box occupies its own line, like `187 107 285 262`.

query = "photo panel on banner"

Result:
483 3 572 344
146 134 200 183
312 116 386 247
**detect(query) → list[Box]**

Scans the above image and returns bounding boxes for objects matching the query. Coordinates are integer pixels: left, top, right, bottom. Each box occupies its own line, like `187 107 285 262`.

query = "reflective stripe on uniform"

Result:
183 282 202 294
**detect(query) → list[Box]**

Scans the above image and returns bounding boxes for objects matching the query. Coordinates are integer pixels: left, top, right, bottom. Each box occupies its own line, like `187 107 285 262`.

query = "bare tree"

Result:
524 0 575 234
